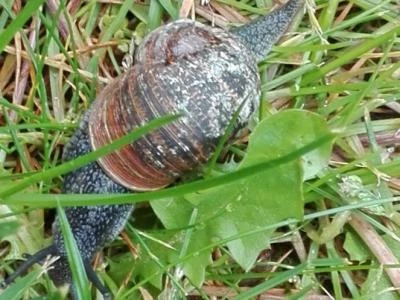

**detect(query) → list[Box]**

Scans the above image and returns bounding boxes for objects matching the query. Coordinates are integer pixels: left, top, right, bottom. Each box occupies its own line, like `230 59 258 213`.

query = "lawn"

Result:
0 0 400 299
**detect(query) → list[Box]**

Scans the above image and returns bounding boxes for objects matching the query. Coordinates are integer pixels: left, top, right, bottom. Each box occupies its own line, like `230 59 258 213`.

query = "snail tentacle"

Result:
0 245 57 288
83 260 111 299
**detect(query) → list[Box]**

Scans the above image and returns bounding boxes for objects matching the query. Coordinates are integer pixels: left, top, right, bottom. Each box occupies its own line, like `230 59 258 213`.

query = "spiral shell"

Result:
88 19 260 191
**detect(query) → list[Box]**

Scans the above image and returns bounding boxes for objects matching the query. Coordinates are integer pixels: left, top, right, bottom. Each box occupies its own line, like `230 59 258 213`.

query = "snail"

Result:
1 0 302 298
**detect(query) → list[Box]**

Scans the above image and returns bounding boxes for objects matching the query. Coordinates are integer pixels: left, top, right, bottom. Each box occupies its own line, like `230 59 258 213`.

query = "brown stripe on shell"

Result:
89 69 174 190
89 19 260 191
113 73 172 188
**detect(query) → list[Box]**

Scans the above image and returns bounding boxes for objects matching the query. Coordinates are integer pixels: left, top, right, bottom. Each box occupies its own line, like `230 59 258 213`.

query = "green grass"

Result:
1 0 400 299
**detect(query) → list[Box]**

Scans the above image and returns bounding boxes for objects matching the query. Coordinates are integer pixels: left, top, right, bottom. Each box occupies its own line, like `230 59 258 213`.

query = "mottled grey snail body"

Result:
2 1 301 298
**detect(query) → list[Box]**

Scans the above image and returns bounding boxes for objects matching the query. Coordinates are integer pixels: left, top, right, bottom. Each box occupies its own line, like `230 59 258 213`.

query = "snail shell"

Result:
88 19 260 191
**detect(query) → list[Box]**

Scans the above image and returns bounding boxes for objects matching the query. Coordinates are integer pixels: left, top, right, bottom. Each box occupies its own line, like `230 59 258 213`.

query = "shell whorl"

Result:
88 20 260 191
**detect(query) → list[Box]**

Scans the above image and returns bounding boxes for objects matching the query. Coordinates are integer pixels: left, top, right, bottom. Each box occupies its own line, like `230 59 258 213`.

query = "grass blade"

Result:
0 0 46 53
56 203 91 300
0 114 180 198
2 133 335 207
234 263 307 300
